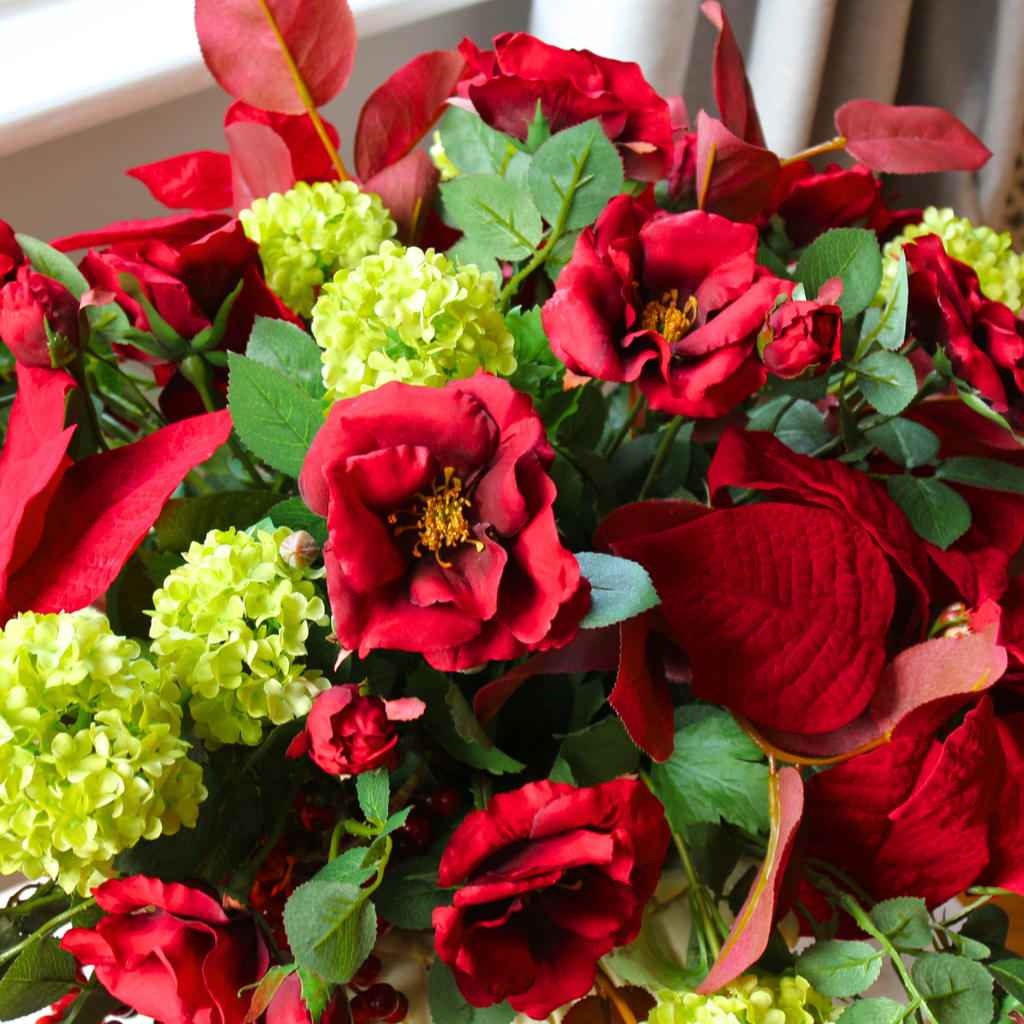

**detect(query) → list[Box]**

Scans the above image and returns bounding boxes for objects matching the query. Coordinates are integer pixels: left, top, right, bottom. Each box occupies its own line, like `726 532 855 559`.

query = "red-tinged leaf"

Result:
225 100 340 184
473 624 619 724
126 151 233 212
697 768 803 993
695 111 779 223
3 410 233 616
561 987 656 1024
195 0 357 115
241 965 296 1024
609 612 674 762
50 212 232 253
701 1 765 148
363 149 440 244
594 498 714 554
816 276 844 305
613 502 895 734
354 49 467 181
225 119 296 210
836 100 991 174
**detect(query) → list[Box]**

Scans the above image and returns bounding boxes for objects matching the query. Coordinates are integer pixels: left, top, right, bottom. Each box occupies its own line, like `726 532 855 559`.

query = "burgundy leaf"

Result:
696 111 779 223
363 149 441 244
836 100 991 174
701 1 765 148
126 152 234 211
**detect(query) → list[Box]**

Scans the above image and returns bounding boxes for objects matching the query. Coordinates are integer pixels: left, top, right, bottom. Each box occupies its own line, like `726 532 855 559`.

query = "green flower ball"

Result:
240 180 397 317
148 526 330 749
647 975 839 1024
311 240 517 402
0 610 206 895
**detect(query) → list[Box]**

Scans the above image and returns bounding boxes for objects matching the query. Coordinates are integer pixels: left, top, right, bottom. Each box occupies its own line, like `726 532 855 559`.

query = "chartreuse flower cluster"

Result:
647 975 839 1024
240 181 397 317
148 526 330 749
881 205 1024 311
311 240 517 402
0 610 206 895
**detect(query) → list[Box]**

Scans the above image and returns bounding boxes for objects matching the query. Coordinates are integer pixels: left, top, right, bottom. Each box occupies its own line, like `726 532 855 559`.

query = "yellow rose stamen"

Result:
640 289 699 343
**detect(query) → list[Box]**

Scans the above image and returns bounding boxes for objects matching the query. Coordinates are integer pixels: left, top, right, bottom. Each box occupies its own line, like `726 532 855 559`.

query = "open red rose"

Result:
61 876 269 1024
759 297 842 379
542 196 790 418
299 373 588 670
0 266 81 369
432 779 670 1018
457 32 673 182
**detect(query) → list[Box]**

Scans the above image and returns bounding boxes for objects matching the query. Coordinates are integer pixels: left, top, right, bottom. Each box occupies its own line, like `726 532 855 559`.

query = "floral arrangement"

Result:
3 1 1024 1023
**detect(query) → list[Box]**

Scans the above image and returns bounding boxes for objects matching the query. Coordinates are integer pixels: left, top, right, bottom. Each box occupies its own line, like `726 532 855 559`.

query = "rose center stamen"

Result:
639 288 698 344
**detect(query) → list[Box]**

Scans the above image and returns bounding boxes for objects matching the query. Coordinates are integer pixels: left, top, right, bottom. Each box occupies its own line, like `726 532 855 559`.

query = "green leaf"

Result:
795 939 883 997
283 881 377 984
876 249 910 351
684 821 745 896
437 105 510 176
428 961 516 1024
246 316 326 401
887 475 972 550
913 953 994 1024
266 496 328 549
775 399 831 455
356 768 389 826
989 960 1024 1002
373 855 454 930
961 905 1010 950
439 176 543 260
227 353 324 477
313 848 377 888
869 897 932 949
528 119 624 231
649 707 769 835
295 968 332 1024
865 418 941 469
764 371 832 402
936 456 1024 494
522 100 552 153
575 552 660 629
553 716 639 787
240 965 297 1024
855 350 917 415
0 938 77 1022
446 238 501 280
794 228 883 320
542 228 582 284
834 998 906 1024
954 936 992 960
154 490 285 553
756 245 792 280
61 981 123 1024
603 908 699 990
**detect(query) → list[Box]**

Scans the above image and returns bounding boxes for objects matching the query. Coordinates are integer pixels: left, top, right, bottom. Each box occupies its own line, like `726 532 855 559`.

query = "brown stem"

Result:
697 140 717 211
779 135 847 166
594 966 638 1024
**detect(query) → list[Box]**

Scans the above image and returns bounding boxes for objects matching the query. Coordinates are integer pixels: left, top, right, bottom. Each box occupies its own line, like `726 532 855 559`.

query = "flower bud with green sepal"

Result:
0 609 207 895
148 526 331 749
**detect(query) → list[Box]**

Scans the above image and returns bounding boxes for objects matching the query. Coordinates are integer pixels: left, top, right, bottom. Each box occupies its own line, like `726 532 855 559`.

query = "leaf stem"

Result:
637 416 687 502
0 897 97 965
603 394 647 460
779 136 847 167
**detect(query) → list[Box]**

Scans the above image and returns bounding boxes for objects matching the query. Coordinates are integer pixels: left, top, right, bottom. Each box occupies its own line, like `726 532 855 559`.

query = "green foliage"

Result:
297 968 333 1023
855 350 917 415
575 552 661 629
373 855 455 930
313 848 377 888
887 475 972 549
266 497 328 548
604 910 698 991
446 238 501 280
154 490 285 553
440 176 543 260
936 456 1024 494
549 716 640 787
756 245 792 280
989 960 1024 1003
684 821 745 896
246 316 326 400
774 399 831 454
794 228 883 320
428 961 516 1024
240 965 296 1024
913 953 995 1024
869 897 932 949
356 769 389 827
438 106 511 176
865 418 940 469
873 249 910 351
795 939 883 997
835 998 906 1023
0 938 77 1022
61 981 122 1024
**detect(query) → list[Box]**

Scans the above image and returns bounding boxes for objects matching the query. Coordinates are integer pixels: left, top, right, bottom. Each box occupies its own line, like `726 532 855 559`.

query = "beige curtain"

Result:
529 0 1024 239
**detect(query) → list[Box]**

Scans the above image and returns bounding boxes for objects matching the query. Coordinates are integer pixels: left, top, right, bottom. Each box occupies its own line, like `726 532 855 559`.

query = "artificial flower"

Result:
0 266 81 368
648 973 839 1023
266 972 348 1024
758 298 842 379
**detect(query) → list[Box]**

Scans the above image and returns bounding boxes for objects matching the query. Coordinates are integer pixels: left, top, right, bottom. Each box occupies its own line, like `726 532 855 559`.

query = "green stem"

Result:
637 416 687 502
328 819 346 863
0 891 68 917
68 356 108 452
939 893 992 926
88 348 168 428
0 898 97 965
767 396 797 435
603 395 647 460
226 776 302 897
674 830 722 956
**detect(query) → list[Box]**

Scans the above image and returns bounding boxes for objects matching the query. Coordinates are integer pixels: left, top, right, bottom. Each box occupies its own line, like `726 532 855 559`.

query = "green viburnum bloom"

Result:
149 526 330 749
240 180 397 317
312 240 517 402
647 974 839 1024
0 610 206 895
880 205 1024 312
429 131 462 181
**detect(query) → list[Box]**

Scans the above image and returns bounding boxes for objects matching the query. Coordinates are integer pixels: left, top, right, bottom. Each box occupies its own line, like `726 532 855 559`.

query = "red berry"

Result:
348 995 373 1024
426 785 462 817
402 815 432 851
364 984 399 1020
350 954 382 990
376 914 393 936
381 993 409 1024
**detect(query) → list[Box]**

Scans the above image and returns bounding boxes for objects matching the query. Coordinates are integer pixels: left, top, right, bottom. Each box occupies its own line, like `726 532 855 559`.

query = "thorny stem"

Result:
0 898 97 965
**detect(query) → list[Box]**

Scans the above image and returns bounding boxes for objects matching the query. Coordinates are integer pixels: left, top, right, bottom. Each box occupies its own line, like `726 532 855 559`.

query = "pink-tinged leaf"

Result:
816 277 844 305
126 152 234 211
696 111 779 223
50 212 232 253
701 1 765 148
225 101 341 184
80 288 118 309
3 410 232 615
241 965 296 1024
698 768 803 993
836 100 991 174
363 149 440 244
355 49 467 181
225 120 296 211
609 612 674 762
384 696 427 721
195 0 357 115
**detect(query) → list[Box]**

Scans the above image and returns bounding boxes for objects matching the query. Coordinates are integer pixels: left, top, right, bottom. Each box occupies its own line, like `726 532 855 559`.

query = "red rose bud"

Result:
0 218 23 282
759 299 842 379
0 266 81 368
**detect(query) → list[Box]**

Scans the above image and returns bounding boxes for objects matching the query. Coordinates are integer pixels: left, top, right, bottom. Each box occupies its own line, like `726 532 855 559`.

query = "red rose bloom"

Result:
542 196 789 417
61 876 269 1024
457 33 673 181
432 779 670 1018
759 298 842 379
0 266 81 368
299 373 588 670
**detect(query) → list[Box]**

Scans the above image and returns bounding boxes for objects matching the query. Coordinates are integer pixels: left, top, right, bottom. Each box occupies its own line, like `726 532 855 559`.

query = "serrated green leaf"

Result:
955 935 991 960
914 953 994 1024
0 938 77 1022
870 897 932 949
446 237 501 280
372 855 454 930
440 176 543 260
794 228 883 320
356 768 389 826
296 968 333 1023
764 371 831 401
962 905 1010 949
796 939 883 997
866 418 941 469
775 399 831 454
528 119 624 231
437 105 510 176
313 847 377 888
887 475 972 549
283 881 377 984
428 961 516 1024
227 353 324 476
554 716 639 787
246 316 326 401
835 998 906 1024
756 245 792 280
856 350 917 415
876 249 909 351
60 981 122 1024
990 960 1024 1002
576 552 660 629
154 490 285 553
936 456 1024 494
266 496 328 549
649 708 769 835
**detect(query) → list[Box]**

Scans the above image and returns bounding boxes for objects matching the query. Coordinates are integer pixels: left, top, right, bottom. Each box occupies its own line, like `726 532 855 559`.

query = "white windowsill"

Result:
0 0 487 159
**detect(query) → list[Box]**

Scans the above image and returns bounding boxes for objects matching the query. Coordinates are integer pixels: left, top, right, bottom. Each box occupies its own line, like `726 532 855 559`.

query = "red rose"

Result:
298 372 589 670
542 197 789 418
432 779 670 1018
0 266 81 368
61 877 269 1024
266 972 347 1024
0 217 23 283
759 298 842 379
457 33 673 181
